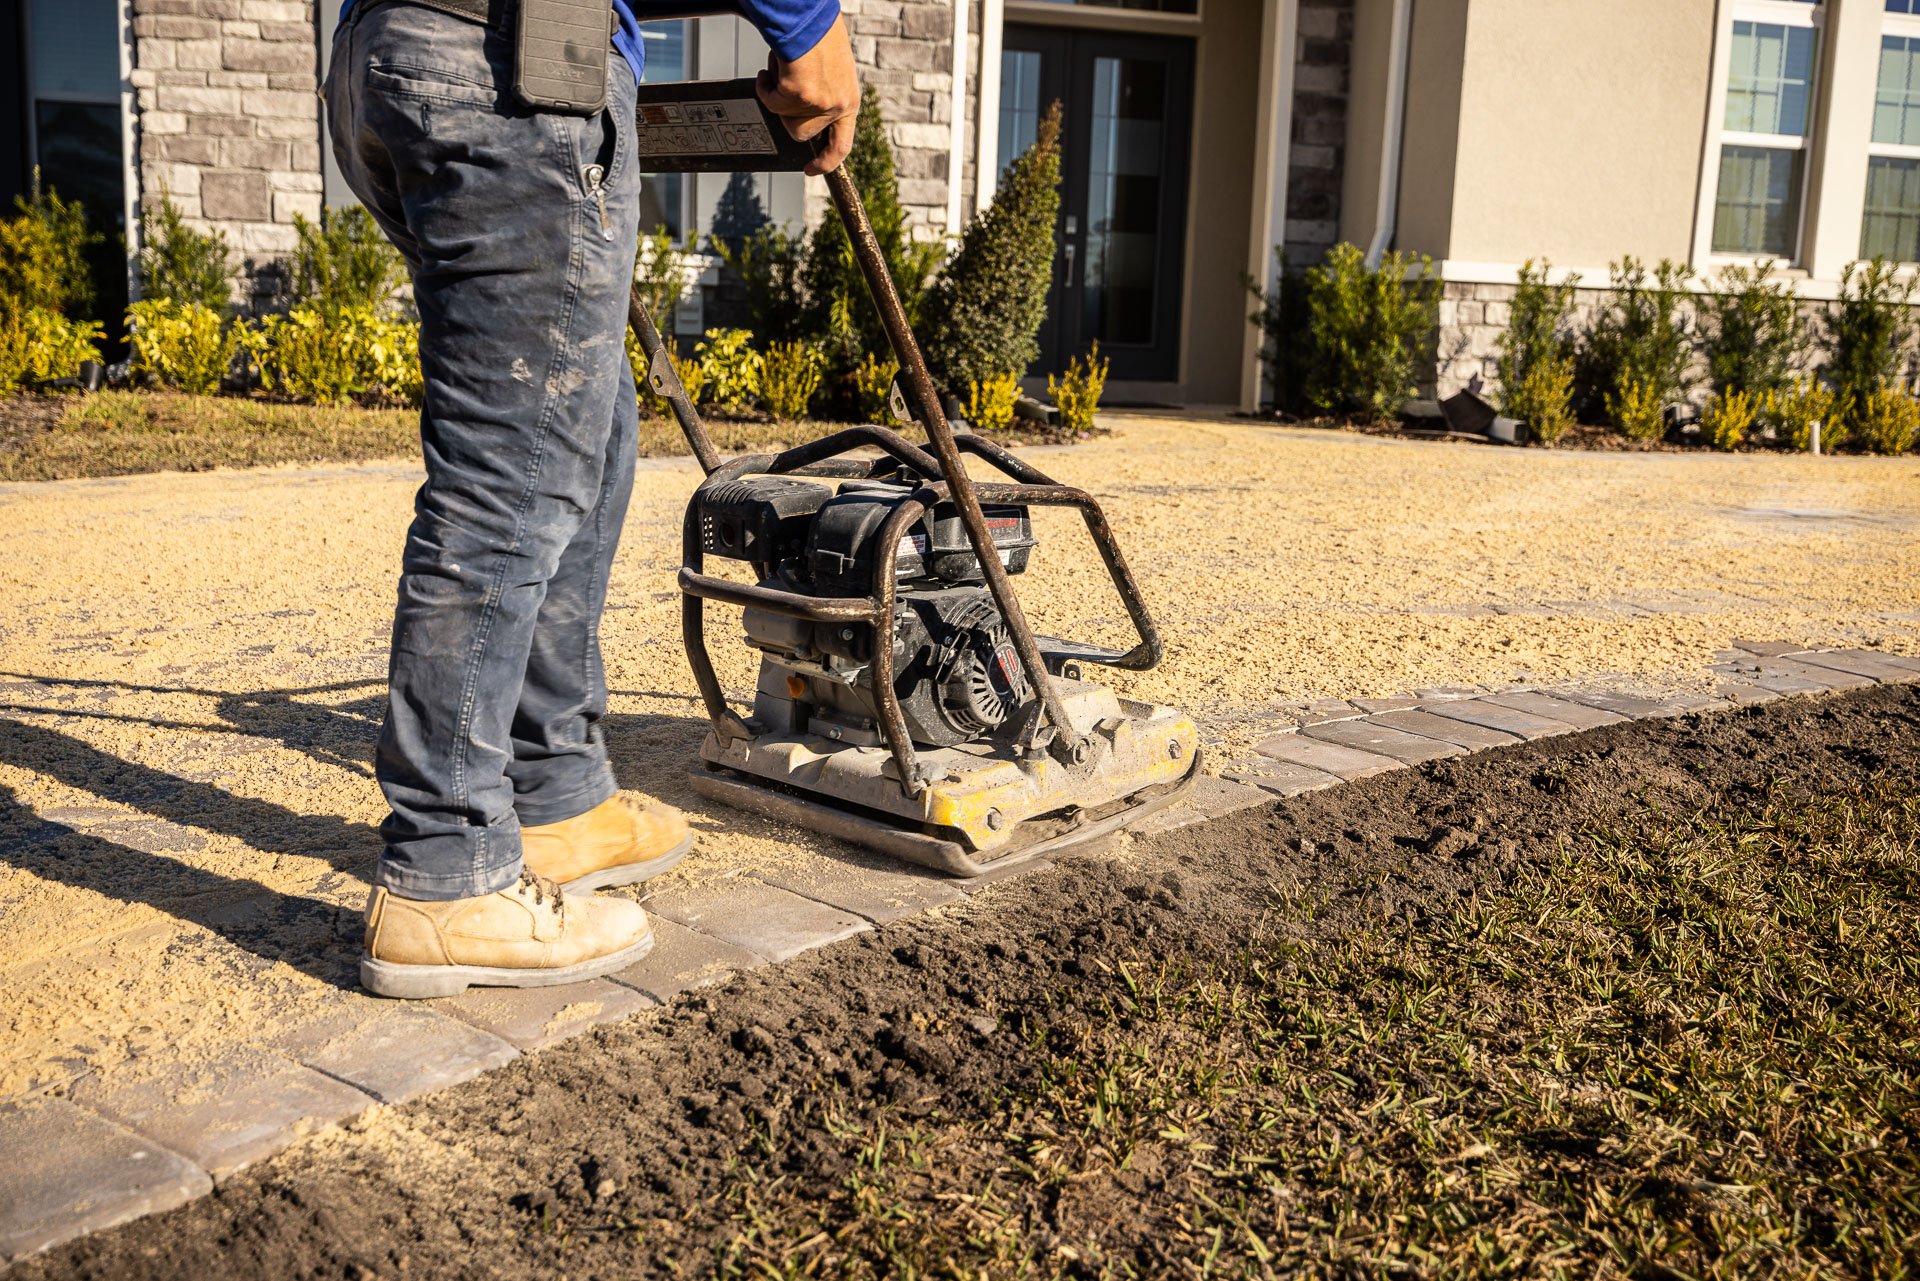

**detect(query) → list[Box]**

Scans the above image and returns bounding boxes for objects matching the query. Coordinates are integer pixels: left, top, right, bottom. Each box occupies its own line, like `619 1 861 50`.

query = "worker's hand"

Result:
757 16 860 176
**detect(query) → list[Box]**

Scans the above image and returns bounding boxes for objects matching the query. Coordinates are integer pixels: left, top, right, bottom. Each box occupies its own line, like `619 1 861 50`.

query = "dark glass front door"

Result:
998 27 1194 383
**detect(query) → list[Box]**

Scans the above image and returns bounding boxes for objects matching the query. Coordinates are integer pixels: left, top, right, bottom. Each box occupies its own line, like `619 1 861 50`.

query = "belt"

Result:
359 0 507 27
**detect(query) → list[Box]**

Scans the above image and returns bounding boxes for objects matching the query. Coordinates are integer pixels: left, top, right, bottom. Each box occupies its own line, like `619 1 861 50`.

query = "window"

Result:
1711 5 1821 259
639 20 691 238
1864 9 1920 259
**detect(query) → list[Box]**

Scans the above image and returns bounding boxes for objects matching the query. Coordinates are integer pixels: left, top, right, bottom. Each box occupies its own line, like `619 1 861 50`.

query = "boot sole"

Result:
557 832 694 893
359 929 657 1000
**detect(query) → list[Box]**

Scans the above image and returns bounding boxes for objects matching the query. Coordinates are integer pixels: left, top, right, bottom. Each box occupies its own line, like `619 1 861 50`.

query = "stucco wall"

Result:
1446 0 1715 269
1345 0 1716 270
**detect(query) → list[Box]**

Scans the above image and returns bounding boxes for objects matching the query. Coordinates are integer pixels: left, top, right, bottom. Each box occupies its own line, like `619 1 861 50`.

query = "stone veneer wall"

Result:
128 0 324 308
1429 282 1850 403
841 0 975 237
1284 0 1351 265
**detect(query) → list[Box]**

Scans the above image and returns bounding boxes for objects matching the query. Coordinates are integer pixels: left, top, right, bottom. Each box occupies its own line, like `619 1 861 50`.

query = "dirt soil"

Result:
20 686 1919 1280
2 415 1918 1106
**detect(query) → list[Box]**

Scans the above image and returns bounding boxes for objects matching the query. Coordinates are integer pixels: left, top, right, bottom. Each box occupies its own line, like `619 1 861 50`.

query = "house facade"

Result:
7 0 1351 408
18 0 1909 410
1348 0 1920 397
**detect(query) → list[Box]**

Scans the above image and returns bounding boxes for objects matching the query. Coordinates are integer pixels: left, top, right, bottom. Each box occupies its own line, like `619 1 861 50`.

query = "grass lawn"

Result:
717 773 1920 1276
0 390 877 482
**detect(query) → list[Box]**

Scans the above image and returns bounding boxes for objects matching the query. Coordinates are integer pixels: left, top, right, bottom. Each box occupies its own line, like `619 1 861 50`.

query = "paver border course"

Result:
2 644 1915 1265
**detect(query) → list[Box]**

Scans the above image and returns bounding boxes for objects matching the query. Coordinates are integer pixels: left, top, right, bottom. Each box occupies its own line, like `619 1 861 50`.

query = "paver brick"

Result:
1713 679 1784 706
72 1049 371 1181
610 916 767 1001
1224 757 1344 796
1793 648 1916 683
1132 777 1270 835
1729 639 1810 657
1254 734 1403 780
436 977 656 1051
1421 698 1578 741
1710 657 1830 696
0 1098 211 1263
1369 708 1522 750
645 876 871 962
1548 686 1726 719
1303 718 1463 764
756 852 966 924
271 1000 518 1105
1743 657 1875 691
1478 690 1629 730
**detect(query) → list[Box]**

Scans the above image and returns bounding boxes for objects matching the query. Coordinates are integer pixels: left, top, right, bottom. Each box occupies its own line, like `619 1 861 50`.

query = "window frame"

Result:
1697 0 1825 269
1862 8 1920 261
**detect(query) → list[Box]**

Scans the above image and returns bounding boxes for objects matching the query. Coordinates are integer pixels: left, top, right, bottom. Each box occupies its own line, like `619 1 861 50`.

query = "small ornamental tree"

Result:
803 87 943 365
923 101 1062 395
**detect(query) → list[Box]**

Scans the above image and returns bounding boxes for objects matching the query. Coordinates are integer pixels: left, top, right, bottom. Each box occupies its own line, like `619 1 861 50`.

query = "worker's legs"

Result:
506 361 639 827
325 2 642 900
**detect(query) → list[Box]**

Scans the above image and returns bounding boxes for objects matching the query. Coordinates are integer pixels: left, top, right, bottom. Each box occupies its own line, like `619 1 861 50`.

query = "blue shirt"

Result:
340 0 841 83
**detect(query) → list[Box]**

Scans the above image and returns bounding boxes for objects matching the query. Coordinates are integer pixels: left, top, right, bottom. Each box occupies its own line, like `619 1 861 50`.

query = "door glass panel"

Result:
997 49 1043 184
1082 55 1166 347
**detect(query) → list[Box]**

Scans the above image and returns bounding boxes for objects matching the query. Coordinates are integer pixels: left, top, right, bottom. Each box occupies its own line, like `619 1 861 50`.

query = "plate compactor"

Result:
626 73 1199 877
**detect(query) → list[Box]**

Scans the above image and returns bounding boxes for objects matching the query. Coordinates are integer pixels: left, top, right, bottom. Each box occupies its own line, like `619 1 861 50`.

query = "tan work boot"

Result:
520 792 693 891
360 871 654 999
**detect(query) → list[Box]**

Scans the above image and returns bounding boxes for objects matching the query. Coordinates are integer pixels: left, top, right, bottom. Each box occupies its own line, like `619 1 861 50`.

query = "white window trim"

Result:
1863 11 1920 261
1693 0 1824 272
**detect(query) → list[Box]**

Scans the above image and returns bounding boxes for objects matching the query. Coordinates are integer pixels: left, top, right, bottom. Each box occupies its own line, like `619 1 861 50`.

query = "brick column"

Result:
128 0 323 308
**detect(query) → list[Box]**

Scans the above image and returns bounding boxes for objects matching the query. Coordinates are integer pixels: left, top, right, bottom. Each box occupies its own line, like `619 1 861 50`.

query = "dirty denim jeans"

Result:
324 2 642 900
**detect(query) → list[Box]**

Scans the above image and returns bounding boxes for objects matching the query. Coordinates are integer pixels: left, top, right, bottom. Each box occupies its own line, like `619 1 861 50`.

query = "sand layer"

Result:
2 415 1917 1098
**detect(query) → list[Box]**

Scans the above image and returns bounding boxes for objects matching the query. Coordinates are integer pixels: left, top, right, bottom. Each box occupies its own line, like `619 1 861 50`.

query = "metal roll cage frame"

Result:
630 162 1165 799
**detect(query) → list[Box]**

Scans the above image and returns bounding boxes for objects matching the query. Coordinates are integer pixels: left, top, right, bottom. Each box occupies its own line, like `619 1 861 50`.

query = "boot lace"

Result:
518 869 565 917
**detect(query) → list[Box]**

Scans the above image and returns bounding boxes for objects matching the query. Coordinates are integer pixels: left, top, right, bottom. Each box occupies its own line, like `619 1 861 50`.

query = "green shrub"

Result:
0 301 105 390
695 328 761 411
1604 375 1667 443
1703 261 1803 400
852 352 899 425
669 350 706 407
1496 260 1579 437
362 313 423 406
1508 353 1577 445
802 88 945 366
1765 378 1838 452
1859 385 1920 454
240 303 420 405
1301 242 1439 421
1821 258 1916 438
760 340 826 420
127 298 236 394
1048 341 1108 435
1581 257 1693 431
634 226 695 338
0 183 99 317
290 208 407 314
1702 388 1756 451
1245 251 1314 414
923 102 1061 395
966 371 1021 432
713 225 808 345
138 192 232 312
